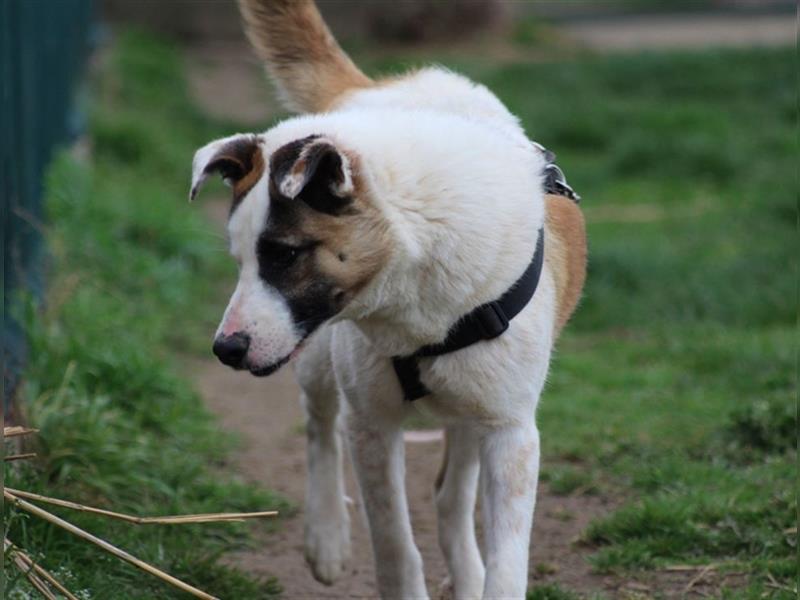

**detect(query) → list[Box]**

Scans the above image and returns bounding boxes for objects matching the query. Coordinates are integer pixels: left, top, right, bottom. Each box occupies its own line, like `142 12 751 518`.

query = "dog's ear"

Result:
190 134 264 210
270 136 355 215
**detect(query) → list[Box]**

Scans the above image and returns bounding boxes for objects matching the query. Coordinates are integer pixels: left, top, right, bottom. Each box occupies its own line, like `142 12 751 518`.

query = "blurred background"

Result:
3 1 795 599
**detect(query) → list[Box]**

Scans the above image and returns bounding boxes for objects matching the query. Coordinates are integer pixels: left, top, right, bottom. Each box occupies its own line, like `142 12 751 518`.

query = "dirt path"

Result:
560 13 793 52
190 351 617 598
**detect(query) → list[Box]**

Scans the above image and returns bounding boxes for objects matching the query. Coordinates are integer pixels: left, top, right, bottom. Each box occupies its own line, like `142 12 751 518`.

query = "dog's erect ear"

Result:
269 136 355 215
190 134 265 210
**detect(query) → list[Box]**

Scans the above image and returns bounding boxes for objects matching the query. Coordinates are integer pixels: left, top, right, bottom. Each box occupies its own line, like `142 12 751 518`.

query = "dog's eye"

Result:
257 238 311 270
277 246 298 264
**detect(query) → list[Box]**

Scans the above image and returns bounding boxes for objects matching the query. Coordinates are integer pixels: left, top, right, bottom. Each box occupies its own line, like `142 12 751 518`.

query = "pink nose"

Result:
221 304 244 337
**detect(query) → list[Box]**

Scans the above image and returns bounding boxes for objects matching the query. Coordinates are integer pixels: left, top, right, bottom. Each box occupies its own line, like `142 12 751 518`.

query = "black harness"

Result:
391 146 579 401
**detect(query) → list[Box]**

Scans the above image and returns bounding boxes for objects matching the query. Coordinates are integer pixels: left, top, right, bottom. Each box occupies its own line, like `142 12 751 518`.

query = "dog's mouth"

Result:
247 354 291 377
245 334 311 377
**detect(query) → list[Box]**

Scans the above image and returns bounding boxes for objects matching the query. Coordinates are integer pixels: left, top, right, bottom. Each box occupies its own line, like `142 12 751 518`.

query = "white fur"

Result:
195 66 560 598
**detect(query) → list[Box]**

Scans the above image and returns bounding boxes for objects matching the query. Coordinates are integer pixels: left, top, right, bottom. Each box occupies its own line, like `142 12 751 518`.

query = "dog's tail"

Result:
237 0 373 113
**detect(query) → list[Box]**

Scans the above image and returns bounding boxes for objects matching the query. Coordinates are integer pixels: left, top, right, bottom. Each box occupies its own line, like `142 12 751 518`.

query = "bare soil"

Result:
560 13 794 52
189 354 618 598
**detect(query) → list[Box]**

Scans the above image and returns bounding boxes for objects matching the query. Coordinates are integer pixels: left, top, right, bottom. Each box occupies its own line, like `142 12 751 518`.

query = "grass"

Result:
540 465 599 497
526 583 610 600
527 583 583 600
4 31 285 599
504 49 796 597
358 44 796 597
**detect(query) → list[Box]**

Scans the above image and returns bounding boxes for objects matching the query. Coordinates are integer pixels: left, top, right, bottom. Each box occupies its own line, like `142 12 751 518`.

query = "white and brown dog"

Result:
190 1 586 597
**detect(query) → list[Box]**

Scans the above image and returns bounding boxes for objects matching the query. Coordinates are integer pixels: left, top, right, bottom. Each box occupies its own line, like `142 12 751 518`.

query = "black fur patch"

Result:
269 135 353 215
256 226 340 337
269 134 319 186
255 135 359 337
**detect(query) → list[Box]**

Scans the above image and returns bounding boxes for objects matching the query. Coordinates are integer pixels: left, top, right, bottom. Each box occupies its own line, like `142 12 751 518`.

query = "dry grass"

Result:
4 427 278 599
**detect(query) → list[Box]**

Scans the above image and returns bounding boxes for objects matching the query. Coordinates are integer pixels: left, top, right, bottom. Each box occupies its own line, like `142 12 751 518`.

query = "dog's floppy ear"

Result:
190 134 265 210
270 136 355 215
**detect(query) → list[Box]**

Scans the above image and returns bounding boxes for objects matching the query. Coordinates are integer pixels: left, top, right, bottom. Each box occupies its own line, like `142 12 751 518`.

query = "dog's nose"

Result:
213 333 250 368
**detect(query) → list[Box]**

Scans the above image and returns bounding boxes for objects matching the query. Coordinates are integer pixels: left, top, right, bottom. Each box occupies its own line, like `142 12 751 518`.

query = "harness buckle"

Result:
474 301 509 340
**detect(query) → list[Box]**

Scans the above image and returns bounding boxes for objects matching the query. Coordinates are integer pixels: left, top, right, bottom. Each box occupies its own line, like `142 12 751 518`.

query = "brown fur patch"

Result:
260 140 392 329
203 136 265 215
544 194 587 337
231 144 265 213
297 151 391 303
238 0 373 113
504 439 538 497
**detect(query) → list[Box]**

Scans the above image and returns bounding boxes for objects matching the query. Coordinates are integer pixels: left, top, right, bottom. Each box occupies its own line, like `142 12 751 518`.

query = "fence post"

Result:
2 0 93 412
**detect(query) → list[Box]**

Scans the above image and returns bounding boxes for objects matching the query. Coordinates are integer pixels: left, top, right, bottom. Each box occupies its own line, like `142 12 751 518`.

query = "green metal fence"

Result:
2 0 93 403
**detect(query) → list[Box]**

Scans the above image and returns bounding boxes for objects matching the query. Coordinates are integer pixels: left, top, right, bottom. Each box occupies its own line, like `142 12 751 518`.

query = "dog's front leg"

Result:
347 410 428 599
301 389 350 584
295 333 351 586
480 423 540 599
436 425 484 598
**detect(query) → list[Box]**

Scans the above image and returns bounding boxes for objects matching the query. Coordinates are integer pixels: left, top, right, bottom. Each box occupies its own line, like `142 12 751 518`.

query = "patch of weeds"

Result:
585 473 794 572
532 561 559 578
542 465 598 496
724 397 796 456
527 583 581 600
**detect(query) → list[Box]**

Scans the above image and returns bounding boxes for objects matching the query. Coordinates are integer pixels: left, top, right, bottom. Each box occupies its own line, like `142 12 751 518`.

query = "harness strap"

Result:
391 144 579 402
393 227 544 401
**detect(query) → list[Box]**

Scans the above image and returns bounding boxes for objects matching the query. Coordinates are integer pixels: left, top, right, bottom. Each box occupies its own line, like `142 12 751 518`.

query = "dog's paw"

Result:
304 519 351 585
438 571 484 599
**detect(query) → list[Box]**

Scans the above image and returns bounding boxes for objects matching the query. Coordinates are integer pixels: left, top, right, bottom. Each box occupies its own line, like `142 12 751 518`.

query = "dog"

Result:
190 1 587 597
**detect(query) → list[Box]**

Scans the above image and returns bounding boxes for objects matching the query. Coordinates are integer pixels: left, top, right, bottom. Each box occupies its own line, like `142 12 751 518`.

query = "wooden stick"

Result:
683 563 716 594
5 453 37 462
5 538 79 600
5 488 278 524
664 564 701 572
664 561 738 572
765 571 796 593
4 490 219 600
3 427 39 438
5 539 59 600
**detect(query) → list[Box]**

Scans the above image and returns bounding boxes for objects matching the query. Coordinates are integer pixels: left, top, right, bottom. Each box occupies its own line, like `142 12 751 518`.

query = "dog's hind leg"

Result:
479 422 540 599
435 425 485 599
294 328 351 585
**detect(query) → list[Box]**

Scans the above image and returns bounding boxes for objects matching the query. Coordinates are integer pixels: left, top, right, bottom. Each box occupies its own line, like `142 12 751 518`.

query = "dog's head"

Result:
191 132 390 376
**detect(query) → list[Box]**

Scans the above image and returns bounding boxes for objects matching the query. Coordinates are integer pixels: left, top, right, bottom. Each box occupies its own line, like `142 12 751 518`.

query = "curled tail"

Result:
237 0 373 113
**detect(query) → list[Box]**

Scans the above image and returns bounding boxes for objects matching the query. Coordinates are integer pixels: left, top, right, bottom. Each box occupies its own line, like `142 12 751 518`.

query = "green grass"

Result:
540 464 599 496
360 45 796 596
526 583 610 600
527 583 582 600
507 49 796 596
4 31 285 599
